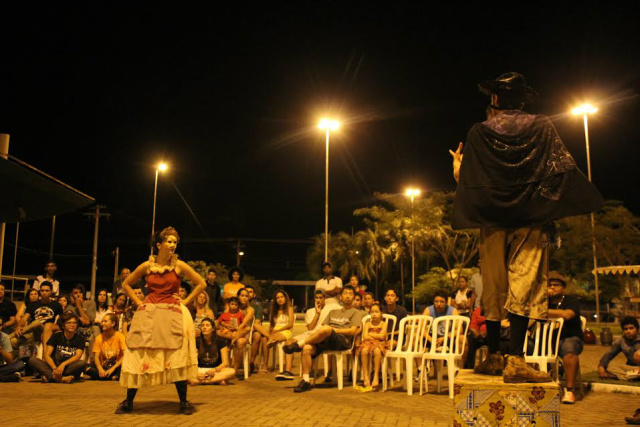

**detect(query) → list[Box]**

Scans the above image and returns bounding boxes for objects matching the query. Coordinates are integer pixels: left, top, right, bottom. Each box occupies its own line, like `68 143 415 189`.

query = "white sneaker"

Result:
562 389 575 404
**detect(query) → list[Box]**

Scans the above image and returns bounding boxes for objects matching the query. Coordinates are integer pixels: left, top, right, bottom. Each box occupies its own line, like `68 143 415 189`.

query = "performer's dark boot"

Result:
115 388 137 414
503 313 550 383
175 380 194 415
474 320 504 376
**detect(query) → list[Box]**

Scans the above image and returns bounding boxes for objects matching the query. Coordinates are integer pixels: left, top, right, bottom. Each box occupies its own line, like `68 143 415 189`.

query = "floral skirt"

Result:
120 304 197 388
355 339 387 357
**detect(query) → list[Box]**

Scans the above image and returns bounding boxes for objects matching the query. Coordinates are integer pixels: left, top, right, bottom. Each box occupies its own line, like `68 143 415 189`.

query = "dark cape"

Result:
452 112 603 230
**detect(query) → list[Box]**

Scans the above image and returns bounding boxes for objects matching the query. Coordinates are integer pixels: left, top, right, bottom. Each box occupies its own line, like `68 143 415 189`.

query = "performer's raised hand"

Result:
449 142 463 182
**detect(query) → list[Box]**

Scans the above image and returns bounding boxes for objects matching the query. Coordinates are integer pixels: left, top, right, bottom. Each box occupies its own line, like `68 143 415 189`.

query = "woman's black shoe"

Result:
114 400 132 414
180 401 195 415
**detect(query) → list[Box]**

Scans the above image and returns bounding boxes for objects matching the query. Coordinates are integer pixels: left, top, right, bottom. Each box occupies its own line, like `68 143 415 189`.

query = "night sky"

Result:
1 5 639 286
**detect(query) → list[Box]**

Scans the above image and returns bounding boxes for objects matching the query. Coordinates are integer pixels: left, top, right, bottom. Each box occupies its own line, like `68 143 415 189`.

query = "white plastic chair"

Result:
580 316 586 332
523 317 564 381
420 315 470 398
242 318 256 379
320 326 360 390
351 313 397 387
382 315 432 396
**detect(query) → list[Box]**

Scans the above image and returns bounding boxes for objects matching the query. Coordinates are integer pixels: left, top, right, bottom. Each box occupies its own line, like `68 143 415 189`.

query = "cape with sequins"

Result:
452 112 603 230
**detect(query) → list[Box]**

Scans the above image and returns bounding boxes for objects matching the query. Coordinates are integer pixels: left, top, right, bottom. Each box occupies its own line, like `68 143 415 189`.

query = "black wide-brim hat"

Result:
228 266 245 282
478 72 538 103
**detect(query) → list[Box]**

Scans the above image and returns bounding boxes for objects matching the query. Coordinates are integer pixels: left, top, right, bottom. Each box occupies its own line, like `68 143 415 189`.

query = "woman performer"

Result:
115 226 205 415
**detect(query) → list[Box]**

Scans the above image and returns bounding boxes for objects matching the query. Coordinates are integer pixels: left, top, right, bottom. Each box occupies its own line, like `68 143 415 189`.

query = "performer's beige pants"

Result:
480 226 549 322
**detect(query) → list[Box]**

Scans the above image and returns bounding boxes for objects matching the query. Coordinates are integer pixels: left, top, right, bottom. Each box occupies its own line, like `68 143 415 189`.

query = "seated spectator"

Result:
217 297 244 341
0 331 25 382
87 313 126 381
277 290 329 381
190 318 236 385
353 293 363 310
112 268 131 298
283 285 364 393
547 272 583 405
122 288 144 336
423 290 461 344
0 283 19 334
67 284 96 350
32 261 60 296
93 289 112 338
15 288 40 326
598 316 640 380
383 289 408 346
451 276 475 317
11 282 62 346
28 312 87 383
232 288 255 378
355 302 388 390
245 285 269 372
193 291 215 336
57 294 73 314
109 292 128 329
363 292 375 314
262 290 294 372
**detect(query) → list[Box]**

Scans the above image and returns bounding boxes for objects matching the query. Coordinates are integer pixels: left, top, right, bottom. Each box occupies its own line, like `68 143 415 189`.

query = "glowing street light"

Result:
151 162 169 253
572 102 601 322
319 118 340 262
405 187 421 314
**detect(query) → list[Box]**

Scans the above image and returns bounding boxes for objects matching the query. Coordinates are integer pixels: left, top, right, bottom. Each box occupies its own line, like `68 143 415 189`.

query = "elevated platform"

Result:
453 370 560 427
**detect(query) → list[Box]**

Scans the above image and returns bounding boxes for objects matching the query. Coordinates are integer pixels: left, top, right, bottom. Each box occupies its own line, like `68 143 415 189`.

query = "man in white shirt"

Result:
315 262 342 309
33 261 60 296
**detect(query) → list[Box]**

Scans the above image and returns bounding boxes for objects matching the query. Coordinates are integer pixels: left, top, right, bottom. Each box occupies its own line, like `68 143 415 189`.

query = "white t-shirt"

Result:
33 276 60 296
315 276 343 306
304 306 330 332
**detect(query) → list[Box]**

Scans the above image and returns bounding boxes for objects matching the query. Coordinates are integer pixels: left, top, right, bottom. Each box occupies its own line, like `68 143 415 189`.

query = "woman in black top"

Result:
190 318 236 385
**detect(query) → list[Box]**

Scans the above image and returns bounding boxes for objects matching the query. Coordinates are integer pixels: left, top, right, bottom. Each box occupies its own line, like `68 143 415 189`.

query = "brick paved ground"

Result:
3 326 637 427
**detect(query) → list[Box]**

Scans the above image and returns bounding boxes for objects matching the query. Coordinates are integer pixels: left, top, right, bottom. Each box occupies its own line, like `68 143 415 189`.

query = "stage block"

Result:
453 369 560 427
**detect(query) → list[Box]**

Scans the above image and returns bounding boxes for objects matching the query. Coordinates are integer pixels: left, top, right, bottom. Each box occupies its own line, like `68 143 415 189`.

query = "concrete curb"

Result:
589 382 640 395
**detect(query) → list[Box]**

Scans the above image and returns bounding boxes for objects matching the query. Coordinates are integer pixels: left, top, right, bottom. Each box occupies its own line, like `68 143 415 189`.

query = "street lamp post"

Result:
151 162 168 254
405 188 421 314
318 119 340 263
572 103 600 323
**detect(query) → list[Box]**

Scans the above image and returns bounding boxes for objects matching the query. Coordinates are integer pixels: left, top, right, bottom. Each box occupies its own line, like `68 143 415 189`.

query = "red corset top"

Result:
145 270 181 304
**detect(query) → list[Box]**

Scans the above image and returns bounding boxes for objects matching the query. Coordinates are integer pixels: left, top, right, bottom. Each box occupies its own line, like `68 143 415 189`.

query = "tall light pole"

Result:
151 162 168 253
318 118 340 262
572 103 600 323
405 188 421 314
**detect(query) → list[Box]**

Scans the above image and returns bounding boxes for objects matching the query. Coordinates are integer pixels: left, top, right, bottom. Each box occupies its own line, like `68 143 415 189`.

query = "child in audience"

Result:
87 313 126 381
190 318 236 385
355 303 388 390
217 297 244 342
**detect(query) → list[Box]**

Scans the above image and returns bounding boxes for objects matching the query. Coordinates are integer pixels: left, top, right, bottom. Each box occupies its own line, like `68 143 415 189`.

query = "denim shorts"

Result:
558 336 584 358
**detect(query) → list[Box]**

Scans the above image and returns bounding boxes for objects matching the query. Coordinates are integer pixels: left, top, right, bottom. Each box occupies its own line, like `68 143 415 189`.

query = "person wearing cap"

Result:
315 262 343 309
547 272 583 404
449 72 602 383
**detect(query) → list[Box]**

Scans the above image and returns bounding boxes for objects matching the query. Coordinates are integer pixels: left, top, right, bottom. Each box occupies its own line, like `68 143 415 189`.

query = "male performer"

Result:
449 72 602 383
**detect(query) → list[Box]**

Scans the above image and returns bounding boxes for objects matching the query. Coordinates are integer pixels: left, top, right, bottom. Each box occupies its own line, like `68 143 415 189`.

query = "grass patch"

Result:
582 371 640 387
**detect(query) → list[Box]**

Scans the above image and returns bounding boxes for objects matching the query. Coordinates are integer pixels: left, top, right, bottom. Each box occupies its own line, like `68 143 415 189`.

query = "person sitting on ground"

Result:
11 282 62 347
363 292 375 314
451 275 475 317
262 290 294 373
93 288 112 339
190 318 236 385
87 313 126 381
277 290 329 381
217 297 244 342
12 287 38 332
122 288 145 336
284 285 365 393
0 283 18 335
547 272 584 404
28 312 87 383
223 267 245 312
315 262 343 310
598 316 640 380
57 294 73 313
245 285 268 372
67 284 96 351
353 293 363 310
33 261 60 296
383 289 407 347
193 291 215 336
356 302 388 390
0 331 25 382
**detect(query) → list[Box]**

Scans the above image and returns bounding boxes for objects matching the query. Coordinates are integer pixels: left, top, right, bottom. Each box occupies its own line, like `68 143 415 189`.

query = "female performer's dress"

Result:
120 256 197 388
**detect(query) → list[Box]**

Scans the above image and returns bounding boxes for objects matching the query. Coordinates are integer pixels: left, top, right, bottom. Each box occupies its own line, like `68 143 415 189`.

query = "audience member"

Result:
469 259 483 309
12 282 62 346
233 288 255 378
87 313 126 381
355 302 388 390
93 289 112 338
122 288 144 336
348 274 365 296
68 284 96 347
109 293 128 331
383 289 407 345
190 318 235 385
193 291 215 335
315 262 343 310
353 293 363 310
112 268 131 298
262 290 294 373
423 290 460 345
284 285 364 393
204 268 222 316
451 276 475 317
598 316 640 380
28 312 87 383
0 283 18 334
14 288 40 326
547 272 583 404
223 267 245 311
217 297 244 341
466 306 511 369
0 331 25 382
363 292 375 314
33 261 60 296
245 285 269 372
57 294 73 313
